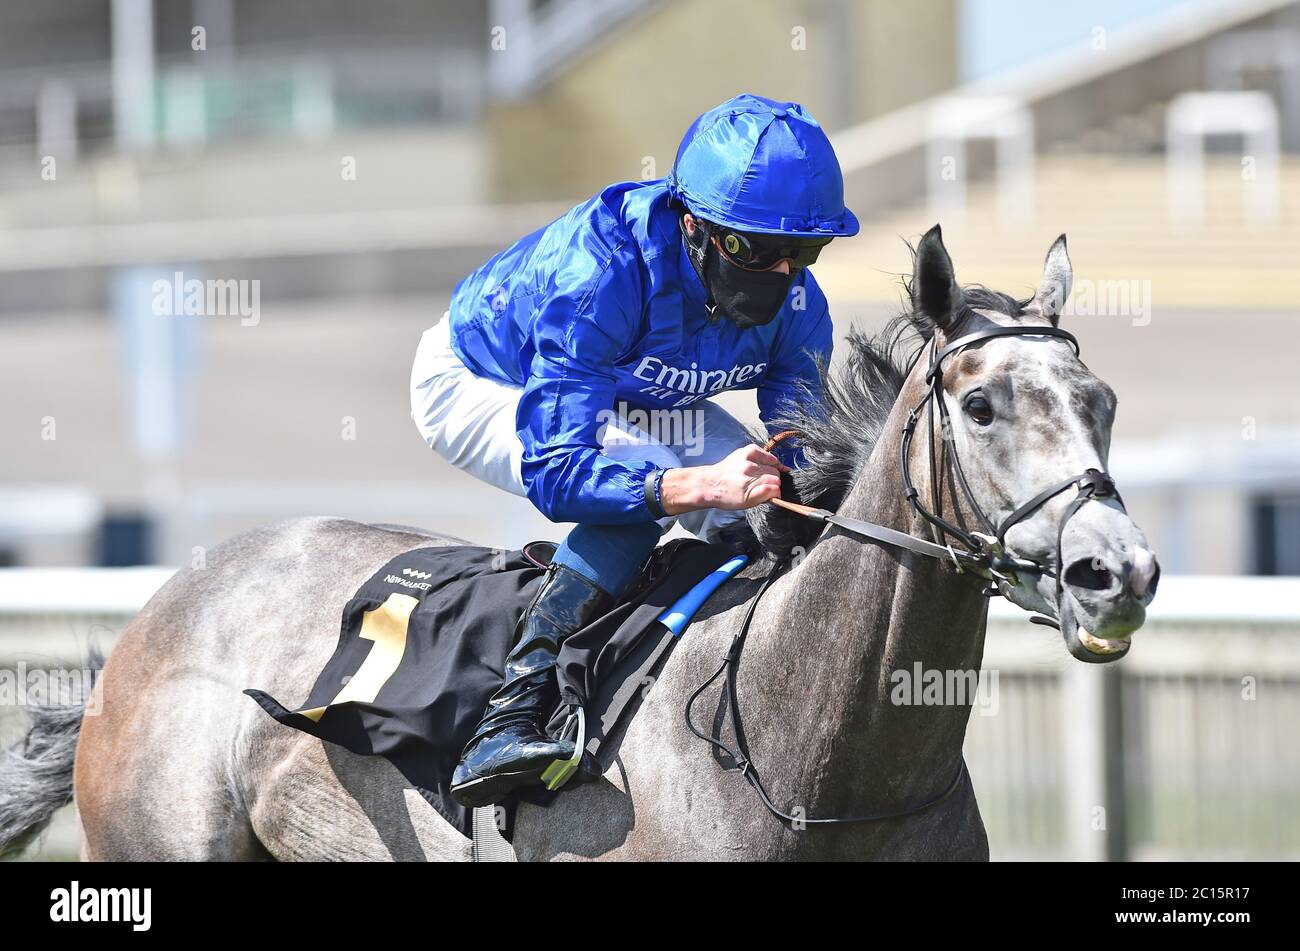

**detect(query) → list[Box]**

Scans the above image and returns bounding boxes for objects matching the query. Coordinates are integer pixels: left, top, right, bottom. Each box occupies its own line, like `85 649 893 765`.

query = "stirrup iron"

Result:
539 706 585 791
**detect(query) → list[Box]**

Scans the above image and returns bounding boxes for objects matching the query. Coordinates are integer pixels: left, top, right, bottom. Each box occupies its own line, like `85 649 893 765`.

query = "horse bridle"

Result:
770 323 1125 610
687 323 1128 829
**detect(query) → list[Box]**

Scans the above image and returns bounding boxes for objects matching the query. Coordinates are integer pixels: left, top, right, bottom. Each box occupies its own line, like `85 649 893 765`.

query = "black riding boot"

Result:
450 563 612 808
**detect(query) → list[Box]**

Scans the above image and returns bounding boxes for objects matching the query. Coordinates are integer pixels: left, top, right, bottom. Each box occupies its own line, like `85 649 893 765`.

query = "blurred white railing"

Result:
830 0 1299 222
0 203 569 274
1 570 1297 860
979 576 1300 860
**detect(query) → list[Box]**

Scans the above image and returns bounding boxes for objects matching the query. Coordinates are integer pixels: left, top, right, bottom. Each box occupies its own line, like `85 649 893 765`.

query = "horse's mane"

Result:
740 277 1026 560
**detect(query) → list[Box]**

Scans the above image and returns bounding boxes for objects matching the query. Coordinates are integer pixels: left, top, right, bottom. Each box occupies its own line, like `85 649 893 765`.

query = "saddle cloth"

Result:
244 538 741 840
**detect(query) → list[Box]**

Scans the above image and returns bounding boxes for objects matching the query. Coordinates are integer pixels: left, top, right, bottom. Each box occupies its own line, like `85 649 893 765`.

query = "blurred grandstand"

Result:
1 0 1298 860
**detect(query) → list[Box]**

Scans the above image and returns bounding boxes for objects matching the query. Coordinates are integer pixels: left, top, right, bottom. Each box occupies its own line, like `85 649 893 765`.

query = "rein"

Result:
687 323 1126 830
685 554 969 827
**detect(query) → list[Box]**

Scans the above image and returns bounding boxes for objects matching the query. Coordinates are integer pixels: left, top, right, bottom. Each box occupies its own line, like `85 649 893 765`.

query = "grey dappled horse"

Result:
1 228 1157 861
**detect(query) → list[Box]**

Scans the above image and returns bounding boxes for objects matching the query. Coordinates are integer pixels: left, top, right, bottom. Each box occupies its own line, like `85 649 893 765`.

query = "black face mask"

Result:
682 217 793 329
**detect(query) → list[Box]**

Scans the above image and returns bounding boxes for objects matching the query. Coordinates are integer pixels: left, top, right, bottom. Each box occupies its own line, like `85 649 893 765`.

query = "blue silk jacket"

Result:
447 179 832 525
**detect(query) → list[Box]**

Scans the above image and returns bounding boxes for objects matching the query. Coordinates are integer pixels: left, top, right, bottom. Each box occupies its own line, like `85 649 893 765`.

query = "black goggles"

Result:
702 221 832 271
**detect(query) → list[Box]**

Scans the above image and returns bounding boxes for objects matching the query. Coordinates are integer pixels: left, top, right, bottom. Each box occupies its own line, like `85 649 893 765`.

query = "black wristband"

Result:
643 468 668 519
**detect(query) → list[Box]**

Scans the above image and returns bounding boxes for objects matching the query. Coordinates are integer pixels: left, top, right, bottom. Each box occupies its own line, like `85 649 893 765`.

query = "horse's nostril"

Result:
1064 558 1113 591
1129 546 1160 599
1144 562 1161 598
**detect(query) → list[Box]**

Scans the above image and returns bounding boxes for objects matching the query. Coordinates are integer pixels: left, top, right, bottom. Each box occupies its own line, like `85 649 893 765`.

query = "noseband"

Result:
689 324 1129 830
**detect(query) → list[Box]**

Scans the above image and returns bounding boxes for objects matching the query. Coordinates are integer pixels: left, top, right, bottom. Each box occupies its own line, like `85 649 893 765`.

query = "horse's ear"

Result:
910 224 965 336
1032 234 1072 326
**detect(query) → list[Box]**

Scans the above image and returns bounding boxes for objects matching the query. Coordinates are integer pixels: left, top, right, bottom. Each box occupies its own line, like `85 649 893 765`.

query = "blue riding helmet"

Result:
667 93 860 238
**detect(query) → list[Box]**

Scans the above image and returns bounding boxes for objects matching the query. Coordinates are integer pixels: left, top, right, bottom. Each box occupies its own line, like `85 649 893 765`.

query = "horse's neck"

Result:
744 386 989 818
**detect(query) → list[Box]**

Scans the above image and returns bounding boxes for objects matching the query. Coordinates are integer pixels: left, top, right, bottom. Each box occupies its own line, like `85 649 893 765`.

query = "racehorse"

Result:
1 227 1157 861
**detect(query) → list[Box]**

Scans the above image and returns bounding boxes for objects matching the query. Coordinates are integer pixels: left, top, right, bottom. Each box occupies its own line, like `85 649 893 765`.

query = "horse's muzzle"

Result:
1057 540 1160 664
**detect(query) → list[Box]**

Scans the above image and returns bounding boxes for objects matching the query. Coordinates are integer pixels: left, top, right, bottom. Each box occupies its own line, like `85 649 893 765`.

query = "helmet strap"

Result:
680 213 722 320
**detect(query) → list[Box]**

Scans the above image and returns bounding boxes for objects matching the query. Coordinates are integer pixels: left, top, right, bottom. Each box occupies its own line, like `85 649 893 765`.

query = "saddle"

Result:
244 537 748 840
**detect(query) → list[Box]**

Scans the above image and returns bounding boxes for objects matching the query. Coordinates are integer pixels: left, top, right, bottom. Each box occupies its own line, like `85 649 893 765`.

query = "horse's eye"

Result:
965 394 994 425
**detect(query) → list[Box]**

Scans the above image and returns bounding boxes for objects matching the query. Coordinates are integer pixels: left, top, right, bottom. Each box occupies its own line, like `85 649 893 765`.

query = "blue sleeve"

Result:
757 279 833 469
516 247 659 525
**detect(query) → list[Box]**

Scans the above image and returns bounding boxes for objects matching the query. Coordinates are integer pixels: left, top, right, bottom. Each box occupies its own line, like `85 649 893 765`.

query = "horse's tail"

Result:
0 647 104 860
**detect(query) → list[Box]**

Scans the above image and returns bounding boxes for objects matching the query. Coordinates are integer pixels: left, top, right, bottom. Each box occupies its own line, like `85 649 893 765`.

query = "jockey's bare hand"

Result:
660 445 791 515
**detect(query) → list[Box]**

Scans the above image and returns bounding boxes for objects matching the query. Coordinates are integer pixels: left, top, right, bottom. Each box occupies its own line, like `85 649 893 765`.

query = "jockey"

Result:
410 93 858 808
